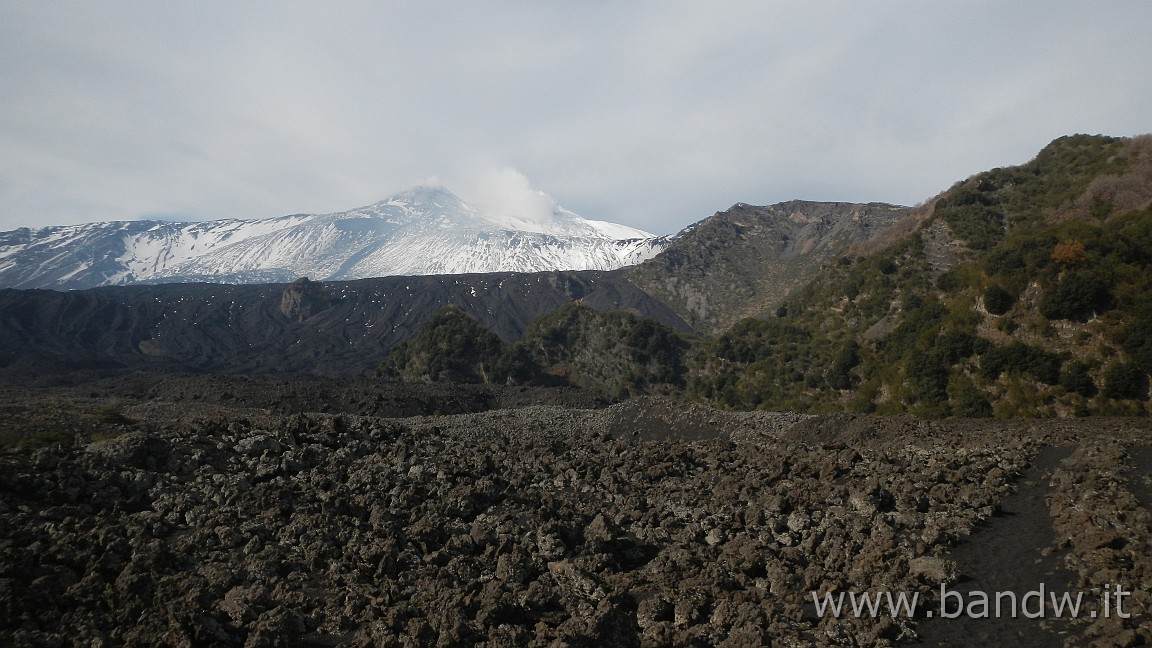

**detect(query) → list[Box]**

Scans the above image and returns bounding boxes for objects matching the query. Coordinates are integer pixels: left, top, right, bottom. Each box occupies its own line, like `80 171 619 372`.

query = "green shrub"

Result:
907 352 951 404
983 246 1026 276
935 330 980 363
379 306 506 383
1115 311 1152 374
18 428 76 448
1038 269 1114 321
1059 361 1098 397
983 285 1016 315
93 403 133 425
948 374 993 418
981 342 1063 385
936 186 1005 250
1102 362 1149 400
826 340 861 390
492 345 546 385
515 303 691 395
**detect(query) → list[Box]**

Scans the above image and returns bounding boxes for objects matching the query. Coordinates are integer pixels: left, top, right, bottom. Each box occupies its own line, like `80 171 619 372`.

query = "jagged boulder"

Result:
279 277 329 322
85 431 170 470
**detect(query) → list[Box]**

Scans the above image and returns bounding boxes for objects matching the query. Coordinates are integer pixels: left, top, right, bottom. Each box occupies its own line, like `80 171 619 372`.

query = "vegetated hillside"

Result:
627 200 916 334
380 303 691 399
0 271 689 379
692 134 1152 417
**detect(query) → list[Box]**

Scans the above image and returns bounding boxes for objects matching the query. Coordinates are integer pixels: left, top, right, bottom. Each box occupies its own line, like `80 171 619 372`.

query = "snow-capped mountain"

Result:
0 186 667 290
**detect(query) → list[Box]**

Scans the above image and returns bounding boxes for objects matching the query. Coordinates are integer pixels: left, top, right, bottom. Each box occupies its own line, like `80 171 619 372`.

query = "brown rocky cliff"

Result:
628 201 916 333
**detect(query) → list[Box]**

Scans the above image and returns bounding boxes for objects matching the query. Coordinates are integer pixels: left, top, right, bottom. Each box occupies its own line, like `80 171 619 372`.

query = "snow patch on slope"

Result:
0 186 668 290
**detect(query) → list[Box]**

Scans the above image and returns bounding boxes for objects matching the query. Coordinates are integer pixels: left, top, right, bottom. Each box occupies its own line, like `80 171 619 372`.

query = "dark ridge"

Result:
0 270 688 379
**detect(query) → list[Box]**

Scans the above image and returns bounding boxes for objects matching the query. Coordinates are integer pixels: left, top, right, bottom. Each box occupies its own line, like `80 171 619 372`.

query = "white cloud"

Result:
460 166 558 226
0 1 1149 234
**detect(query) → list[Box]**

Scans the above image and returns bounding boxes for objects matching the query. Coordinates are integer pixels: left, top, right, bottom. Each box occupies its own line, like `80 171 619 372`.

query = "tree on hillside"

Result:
1102 362 1149 401
1059 361 1098 398
1039 270 1114 322
1051 239 1087 266
983 285 1016 315
378 306 506 383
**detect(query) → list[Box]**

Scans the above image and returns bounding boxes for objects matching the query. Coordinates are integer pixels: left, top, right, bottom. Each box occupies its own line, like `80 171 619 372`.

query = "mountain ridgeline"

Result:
0 272 689 378
1 134 1149 417
380 134 1152 416
706 133 1152 417
627 200 916 333
0 186 663 290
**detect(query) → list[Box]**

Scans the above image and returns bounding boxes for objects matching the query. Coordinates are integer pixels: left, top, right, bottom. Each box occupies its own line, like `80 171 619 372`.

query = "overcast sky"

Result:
2 1 1149 235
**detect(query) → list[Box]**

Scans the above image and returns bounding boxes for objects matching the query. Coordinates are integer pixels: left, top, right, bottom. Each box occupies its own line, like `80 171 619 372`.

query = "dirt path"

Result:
914 446 1076 646
1127 446 1152 512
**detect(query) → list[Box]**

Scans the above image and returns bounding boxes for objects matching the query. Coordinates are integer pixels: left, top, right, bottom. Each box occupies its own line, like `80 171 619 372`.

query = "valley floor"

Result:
1 373 1150 647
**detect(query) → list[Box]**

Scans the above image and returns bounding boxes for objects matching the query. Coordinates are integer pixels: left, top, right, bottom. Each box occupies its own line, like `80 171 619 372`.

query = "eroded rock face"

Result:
279 277 329 322
628 201 915 333
1 394 1150 646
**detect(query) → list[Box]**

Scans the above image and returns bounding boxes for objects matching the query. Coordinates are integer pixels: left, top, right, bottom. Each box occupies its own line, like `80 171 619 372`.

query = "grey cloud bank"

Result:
1 1 1149 235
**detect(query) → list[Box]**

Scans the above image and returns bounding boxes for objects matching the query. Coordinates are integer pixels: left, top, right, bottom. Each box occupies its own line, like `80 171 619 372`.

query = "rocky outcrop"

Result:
279 277 329 322
628 201 916 333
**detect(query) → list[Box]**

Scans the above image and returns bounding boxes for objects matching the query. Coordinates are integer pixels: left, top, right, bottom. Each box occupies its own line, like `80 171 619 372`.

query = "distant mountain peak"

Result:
0 185 667 290
379 184 467 208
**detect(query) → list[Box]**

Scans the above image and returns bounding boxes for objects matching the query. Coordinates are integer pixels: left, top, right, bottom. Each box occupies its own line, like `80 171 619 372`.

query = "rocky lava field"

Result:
1 374 1150 647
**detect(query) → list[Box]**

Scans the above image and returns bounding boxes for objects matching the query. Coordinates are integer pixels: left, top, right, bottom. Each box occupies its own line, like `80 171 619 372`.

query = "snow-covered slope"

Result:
0 186 668 290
